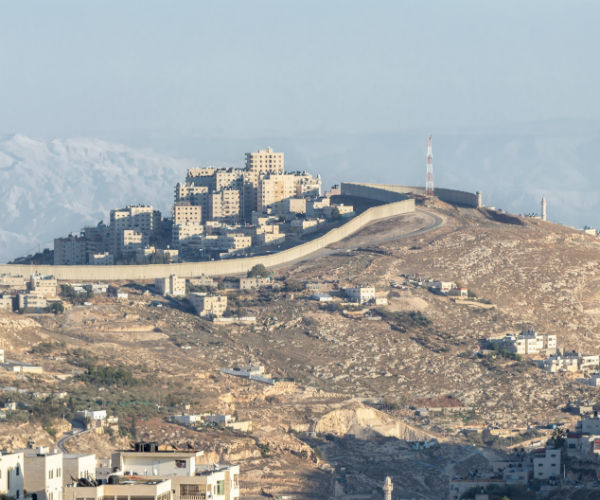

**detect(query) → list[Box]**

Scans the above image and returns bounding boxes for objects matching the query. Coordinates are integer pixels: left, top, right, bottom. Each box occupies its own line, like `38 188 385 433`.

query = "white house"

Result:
0 451 24 499
23 448 63 500
345 286 375 304
532 448 560 480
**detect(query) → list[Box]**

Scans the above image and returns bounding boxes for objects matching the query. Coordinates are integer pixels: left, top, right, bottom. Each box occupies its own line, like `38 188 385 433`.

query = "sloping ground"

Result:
313 403 436 441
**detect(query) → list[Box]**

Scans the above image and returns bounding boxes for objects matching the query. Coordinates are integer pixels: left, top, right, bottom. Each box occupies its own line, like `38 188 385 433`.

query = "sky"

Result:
1 0 599 226
1 1 598 140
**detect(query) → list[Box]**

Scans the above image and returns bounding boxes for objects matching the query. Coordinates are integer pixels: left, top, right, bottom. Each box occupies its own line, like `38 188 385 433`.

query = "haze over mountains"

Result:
1 126 599 263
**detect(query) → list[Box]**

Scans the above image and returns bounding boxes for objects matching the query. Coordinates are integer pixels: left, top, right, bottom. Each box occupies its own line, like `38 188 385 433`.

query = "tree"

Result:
247 264 270 278
47 302 64 314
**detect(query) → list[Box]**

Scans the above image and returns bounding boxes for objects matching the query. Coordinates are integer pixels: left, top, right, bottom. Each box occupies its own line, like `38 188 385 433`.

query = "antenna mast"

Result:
425 136 434 197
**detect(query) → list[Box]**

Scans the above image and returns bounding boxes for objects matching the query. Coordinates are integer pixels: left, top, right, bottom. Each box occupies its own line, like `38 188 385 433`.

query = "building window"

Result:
216 480 225 495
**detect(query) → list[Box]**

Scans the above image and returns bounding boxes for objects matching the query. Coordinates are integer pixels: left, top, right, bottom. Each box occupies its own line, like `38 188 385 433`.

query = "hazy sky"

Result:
1 0 598 146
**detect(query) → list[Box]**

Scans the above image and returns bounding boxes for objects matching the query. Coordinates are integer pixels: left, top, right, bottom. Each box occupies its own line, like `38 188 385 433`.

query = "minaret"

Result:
383 476 393 500
541 196 547 221
425 136 434 197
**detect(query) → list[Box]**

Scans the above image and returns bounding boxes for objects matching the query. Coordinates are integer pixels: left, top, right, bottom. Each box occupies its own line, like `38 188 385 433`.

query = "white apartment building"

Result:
63 454 96 485
172 222 204 247
239 277 272 290
0 451 24 499
23 448 63 500
110 205 159 256
189 293 228 318
532 448 560 479
173 201 202 225
53 235 87 265
542 352 599 372
345 286 376 304
29 274 58 297
18 293 47 311
505 331 557 355
112 448 204 477
155 275 186 297
209 189 241 221
289 218 319 233
64 477 172 500
0 294 13 312
0 274 27 290
89 252 114 265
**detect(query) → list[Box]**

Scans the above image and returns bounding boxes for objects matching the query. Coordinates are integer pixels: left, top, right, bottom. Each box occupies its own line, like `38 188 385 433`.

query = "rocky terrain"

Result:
3 202 600 498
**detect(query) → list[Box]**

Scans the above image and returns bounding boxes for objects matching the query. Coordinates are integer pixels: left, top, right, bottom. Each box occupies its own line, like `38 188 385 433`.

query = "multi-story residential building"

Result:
62 454 96 485
504 331 557 355
23 448 63 500
109 205 160 257
18 293 48 311
239 277 273 290
64 477 172 500
190 234 252 255
209 189 241 222
29 274 58 297
0 294 13 311
157 248 179 262
271 197 307 215
155 275 186 297
532 447 560 479
541 351 599 372
53 235 87 265
172 222 204 247
243 147 285 218
173 201 202 225
120 229 145 255
345 286 376 304
189 293 228 317
0 274 27 291
82 223 110 258
89 252 114 265
0 451 24 499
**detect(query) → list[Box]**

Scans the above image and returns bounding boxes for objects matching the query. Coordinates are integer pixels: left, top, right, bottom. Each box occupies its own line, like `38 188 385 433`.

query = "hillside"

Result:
2 203 600 498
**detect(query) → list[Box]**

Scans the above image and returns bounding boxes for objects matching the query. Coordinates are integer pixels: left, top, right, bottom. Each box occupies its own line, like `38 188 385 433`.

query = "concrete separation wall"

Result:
0 198 415 281
342 182 481 208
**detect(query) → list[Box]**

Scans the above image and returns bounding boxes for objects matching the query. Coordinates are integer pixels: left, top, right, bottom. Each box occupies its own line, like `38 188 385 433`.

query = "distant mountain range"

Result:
1 128 599 263
0 134 194 263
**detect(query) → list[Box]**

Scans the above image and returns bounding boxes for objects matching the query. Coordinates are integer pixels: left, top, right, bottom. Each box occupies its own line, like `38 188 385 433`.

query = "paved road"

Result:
276 208 444 270
56 426 89 453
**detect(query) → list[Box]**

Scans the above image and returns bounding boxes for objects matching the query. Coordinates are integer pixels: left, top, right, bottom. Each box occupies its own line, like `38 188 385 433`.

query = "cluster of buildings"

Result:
0 443 240 500
450 446 561 499
492 330 557 356
0 273 61 313
539 350 600 373
170 412 253 432
53 147 353 264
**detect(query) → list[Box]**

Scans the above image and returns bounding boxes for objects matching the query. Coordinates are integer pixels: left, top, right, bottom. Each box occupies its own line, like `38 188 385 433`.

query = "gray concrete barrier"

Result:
341 182 481 208
0 198 415 281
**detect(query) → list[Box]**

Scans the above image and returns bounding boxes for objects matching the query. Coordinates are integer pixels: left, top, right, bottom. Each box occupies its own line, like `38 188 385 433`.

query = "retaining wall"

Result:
342 182 481 208
0 198 415 281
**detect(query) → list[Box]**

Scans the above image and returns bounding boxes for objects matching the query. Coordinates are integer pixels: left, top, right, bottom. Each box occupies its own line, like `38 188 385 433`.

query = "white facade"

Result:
63 454 96 485
532 448 560 479
0 451 24 499
0 294 13 311
505 331 557 355
23 449 63 500
345 286 376 304
112 450 204 477
189 293 228 318
155 275 186 297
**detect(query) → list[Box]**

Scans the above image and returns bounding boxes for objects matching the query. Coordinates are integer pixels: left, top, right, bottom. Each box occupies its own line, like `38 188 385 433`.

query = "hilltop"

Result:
2 202 600 498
